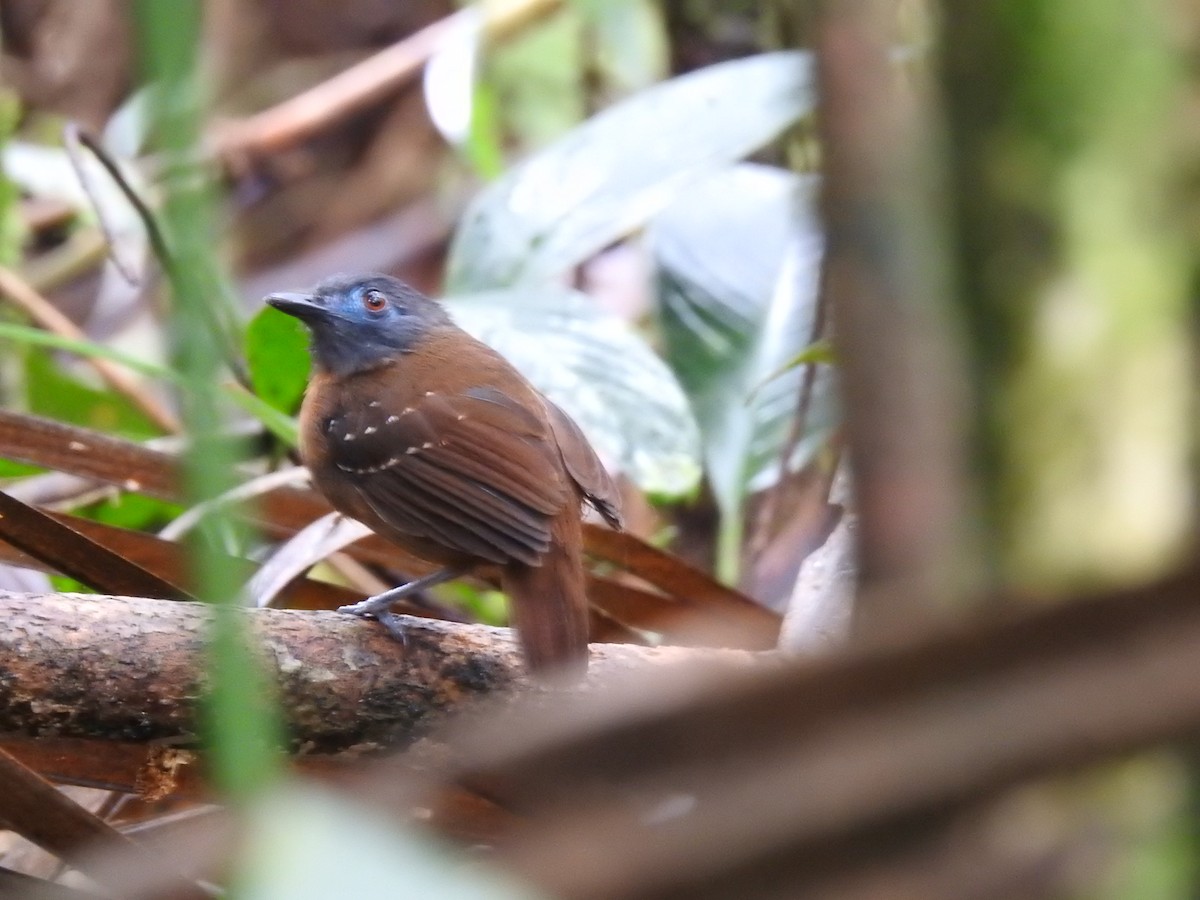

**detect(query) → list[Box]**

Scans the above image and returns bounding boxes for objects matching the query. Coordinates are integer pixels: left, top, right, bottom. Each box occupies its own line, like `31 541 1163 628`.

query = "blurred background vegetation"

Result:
0 0 1199 896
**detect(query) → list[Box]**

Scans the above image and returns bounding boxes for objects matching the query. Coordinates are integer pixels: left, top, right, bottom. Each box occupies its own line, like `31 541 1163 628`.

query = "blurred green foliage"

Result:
943 0 1190 589
442 581 509 627
134 0 284 804
486 7 587 148
0 90 24 266
84 491 183 532
24 348 160 437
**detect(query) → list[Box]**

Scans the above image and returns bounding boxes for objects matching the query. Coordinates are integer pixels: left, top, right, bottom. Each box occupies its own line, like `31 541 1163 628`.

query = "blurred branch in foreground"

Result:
451 561 1200 898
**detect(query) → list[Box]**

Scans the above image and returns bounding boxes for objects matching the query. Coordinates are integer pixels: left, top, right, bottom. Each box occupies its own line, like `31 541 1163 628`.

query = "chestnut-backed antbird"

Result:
267 274 622 677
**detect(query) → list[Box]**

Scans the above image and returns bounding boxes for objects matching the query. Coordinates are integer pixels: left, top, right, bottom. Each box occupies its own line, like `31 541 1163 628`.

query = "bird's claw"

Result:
338 601 409 646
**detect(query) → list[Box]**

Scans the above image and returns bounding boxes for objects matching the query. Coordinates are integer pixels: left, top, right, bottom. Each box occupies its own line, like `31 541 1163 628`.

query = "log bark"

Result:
0 592 760 755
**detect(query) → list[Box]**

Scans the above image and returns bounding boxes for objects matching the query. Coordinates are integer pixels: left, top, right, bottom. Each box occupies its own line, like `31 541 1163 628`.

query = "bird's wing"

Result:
325 387 569 565
542 398 623 530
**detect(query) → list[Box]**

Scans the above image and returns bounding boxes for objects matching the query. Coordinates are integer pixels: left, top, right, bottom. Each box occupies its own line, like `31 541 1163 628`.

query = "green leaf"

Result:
3 138 147 247
0 459 42 478
447 287 701 496
83 492 183 531
576 0 669 97
748 339 837 402
22 347 163 438
0 321 181 383
482 4 586 153
48 574 92 595
245 305 310 415
447 51 814 292
0 89 24 266
0 320 298 445
465 79 505 180
442 581 509 627
652 165 834 579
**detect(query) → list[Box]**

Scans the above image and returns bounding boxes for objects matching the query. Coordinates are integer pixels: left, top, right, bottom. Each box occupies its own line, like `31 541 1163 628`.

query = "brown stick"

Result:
212 0 564 160
0 266 181 434
0 592 759 754
0 748 205 898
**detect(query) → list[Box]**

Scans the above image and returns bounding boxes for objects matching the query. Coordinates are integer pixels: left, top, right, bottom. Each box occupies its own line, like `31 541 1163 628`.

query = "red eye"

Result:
362 289 387 312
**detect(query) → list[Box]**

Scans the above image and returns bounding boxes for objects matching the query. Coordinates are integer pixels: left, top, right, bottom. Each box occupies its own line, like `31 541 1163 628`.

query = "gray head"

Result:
266 273 452 376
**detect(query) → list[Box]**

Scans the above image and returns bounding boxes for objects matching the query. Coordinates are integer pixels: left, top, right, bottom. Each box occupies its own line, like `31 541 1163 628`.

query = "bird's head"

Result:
266 274 451 376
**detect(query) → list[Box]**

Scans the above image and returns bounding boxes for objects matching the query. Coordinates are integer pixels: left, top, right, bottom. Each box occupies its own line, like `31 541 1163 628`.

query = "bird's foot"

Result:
337 566 465 645
371 609 410 646
338 595 413 647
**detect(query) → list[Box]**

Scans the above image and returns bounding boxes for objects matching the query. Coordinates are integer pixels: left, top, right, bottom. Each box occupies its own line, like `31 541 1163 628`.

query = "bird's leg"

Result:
337 566 466 644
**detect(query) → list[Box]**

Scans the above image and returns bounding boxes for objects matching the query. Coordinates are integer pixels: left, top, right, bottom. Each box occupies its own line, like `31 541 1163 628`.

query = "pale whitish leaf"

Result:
160 466 310 543
652 165 833 520
0 564 53 593
104 84 155 158
4 142 128 220
241 784 542 900
446 51 814 291
57 124 155 333
6 140 148 264
250 512 372 608
423 8 483 146
447 288 701 496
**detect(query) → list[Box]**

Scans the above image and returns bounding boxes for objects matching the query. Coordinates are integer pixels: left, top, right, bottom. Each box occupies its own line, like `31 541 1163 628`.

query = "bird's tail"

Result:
502 507 589 679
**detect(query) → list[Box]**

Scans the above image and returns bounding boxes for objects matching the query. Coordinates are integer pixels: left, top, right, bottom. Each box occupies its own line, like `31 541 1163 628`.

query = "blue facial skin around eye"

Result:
354 286 381 312
300 274 451 375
